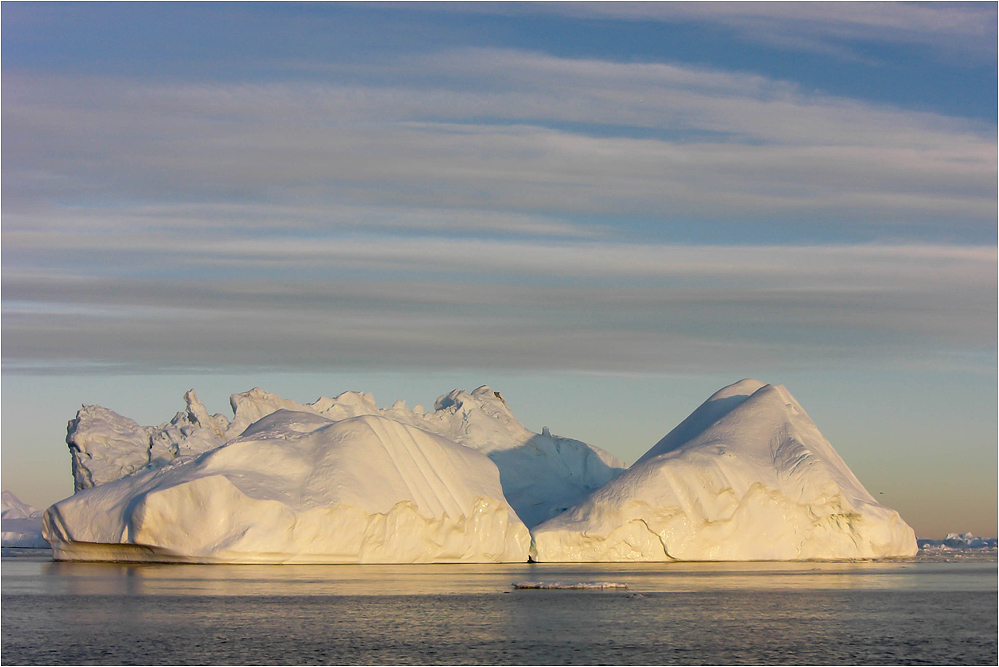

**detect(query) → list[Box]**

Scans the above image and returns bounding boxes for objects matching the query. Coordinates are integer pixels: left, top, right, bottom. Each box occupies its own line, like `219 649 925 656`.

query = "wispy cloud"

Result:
479 2 998 62
4 241 994 374
4 50 994 238
3 42 995 376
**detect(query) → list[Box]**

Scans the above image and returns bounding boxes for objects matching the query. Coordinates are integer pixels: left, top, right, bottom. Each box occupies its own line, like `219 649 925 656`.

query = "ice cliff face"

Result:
44 411 530 563
1 491 48 548
66 385 625 527
530 380 918 561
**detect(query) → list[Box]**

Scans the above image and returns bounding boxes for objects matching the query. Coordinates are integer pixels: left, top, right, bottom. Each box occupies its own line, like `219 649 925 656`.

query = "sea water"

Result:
2 554 996 665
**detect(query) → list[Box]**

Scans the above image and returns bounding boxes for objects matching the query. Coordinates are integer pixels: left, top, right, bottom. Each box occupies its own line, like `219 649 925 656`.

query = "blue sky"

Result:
2 2 996 537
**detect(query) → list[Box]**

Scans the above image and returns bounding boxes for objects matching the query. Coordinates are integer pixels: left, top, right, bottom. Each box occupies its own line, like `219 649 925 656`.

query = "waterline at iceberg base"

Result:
42 380 917 563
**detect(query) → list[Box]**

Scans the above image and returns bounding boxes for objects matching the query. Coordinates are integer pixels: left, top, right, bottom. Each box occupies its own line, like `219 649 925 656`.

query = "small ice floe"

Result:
513 581 628 590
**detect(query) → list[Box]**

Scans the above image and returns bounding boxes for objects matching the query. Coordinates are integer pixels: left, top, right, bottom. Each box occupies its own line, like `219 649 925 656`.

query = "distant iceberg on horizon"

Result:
44 380 918 563
1 491 48 549
918 533 998 550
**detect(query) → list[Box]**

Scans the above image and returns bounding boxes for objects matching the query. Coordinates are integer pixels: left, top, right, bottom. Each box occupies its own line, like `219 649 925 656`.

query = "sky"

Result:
2 2 996 538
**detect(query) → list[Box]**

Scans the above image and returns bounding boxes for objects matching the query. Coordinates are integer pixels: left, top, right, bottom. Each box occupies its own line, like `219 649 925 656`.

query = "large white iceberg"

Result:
50 380 919 563
44 410 530 563
530 379 918 561
2 491 49 548
65 385 625 527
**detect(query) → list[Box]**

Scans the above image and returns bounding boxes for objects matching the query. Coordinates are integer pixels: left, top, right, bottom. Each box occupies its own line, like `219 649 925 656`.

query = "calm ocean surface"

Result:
2 554 996 665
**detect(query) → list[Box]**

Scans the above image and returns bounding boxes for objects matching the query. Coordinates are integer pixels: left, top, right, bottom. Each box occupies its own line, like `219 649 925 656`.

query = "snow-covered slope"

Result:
406 387 625 526
2 491 48 548
531 380 918 561
66 385 625 527
45 411 530 563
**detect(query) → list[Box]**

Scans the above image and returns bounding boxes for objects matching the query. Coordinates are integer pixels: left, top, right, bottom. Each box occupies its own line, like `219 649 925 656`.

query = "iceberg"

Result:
44 410 530 563
50 379 920 563
530 380 918 561
67 390 229 491
918 533 998 550
410 386 625 526
66 385 625 527
1 491 49 548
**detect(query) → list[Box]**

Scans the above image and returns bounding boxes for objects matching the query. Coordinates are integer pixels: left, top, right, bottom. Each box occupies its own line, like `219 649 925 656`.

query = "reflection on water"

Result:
4 559 995 597
3 559 996 665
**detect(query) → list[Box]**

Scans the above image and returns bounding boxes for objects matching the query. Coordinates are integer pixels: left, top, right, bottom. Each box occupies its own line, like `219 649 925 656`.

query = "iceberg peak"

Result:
531 379 918 561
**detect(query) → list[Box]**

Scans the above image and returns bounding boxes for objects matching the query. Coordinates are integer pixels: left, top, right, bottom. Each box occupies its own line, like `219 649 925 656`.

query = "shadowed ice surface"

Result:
3 558 996 665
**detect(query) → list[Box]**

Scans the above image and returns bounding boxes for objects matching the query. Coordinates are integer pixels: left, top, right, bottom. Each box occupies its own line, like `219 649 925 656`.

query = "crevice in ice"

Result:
635 518 672 559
